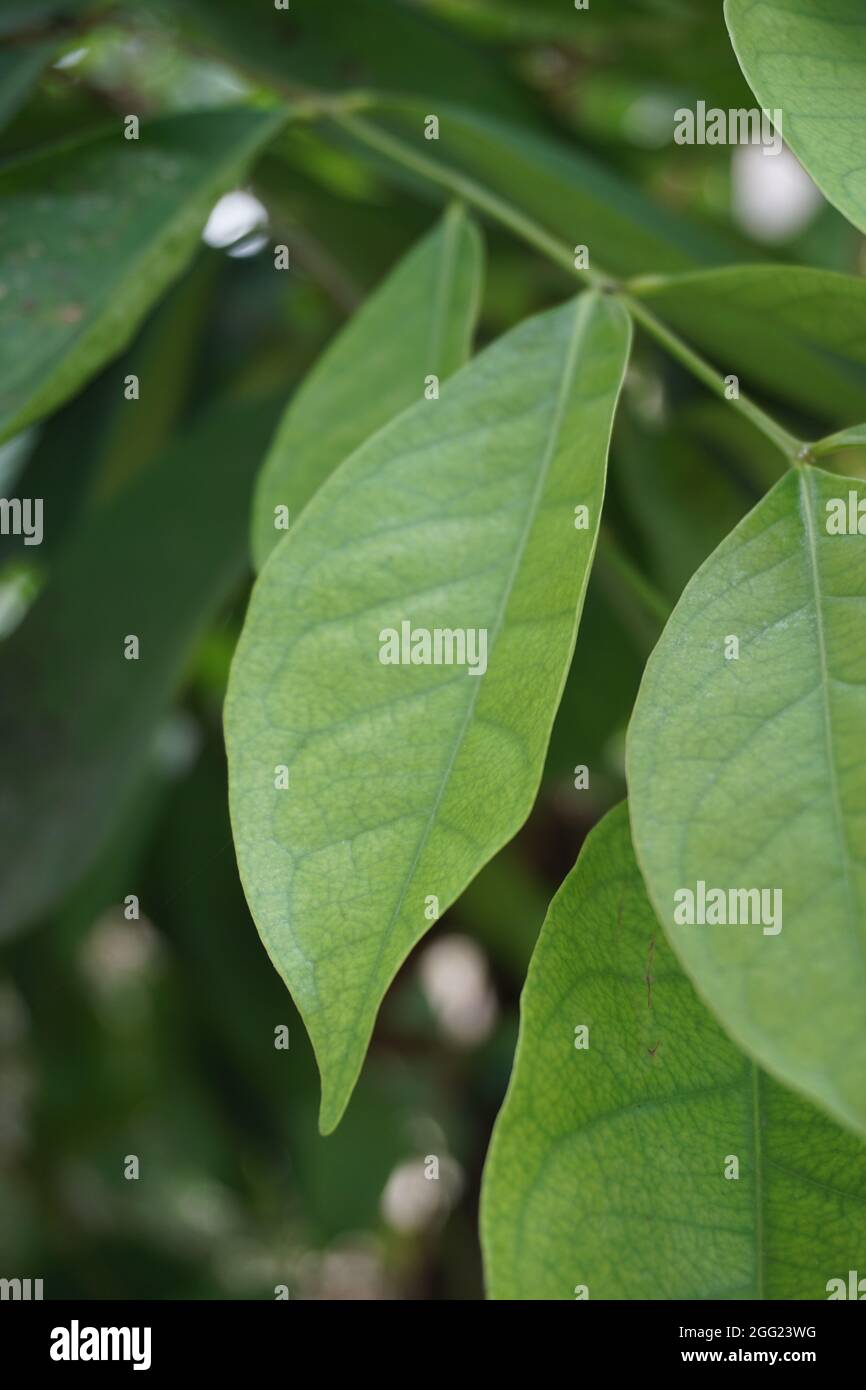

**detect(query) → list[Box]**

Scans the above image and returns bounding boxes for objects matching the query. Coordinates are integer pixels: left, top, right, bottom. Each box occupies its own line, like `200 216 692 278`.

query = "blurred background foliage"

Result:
0 0 863 1299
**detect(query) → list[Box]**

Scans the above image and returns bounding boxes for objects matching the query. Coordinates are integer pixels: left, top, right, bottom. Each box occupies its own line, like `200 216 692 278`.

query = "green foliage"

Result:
3 0 865 1304
630 266 866 422
727 0 866 237
0 396 282 938
226 292 630 1131
628 467 866 1139
339 97 746 277
0 108 282 444
482 804 866 1299
251 205 483 569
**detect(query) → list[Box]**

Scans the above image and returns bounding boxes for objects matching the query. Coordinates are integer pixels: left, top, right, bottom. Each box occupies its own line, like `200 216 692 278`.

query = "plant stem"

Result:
620 295 804 464
331 110 599 286
329 107 808 467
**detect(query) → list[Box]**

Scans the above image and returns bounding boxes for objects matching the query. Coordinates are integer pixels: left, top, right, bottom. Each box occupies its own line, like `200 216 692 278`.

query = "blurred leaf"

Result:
0 261 217 569
332 97 750 279
251 204 484 569
256 150 429 291
0 394 282 938
144 0 531 119
482 803 866 1298
0 106 283 445
89 255 220 502
630 266 866 424
148 743 421 1244
726 0 866 237
226 292 630 1134
0 3 95 36
456 847 548 982
628 466 866 1139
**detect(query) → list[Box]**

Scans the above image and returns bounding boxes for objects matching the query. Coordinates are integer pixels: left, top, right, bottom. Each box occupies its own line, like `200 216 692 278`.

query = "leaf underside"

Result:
0 396 283 938
225 290 631 1133
628 466 866 1139
250 204 483 570
482 804 866 1299
726 0 866 237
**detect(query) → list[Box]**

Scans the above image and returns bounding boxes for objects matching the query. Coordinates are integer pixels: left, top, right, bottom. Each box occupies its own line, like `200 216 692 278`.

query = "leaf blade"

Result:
726 0 866 236
226 290 631 1132
334 96 750 279
627 465 866 1137
250 204 483 569
482 803 866 1299
630 264 866 425
0 107 283 445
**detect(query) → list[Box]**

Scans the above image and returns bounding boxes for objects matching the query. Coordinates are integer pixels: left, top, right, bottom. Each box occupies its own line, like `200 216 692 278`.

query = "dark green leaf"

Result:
0 107 283 445
0 394 282 938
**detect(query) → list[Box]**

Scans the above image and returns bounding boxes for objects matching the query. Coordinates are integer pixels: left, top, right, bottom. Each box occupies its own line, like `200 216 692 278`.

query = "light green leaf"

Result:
482 803 866 1299
629 265 866 424
250 204 483 571
813 423 866 459
726 0 866 236
0 106 283 445
627 465 866 1138
226 290 631 1133
0 395 283 939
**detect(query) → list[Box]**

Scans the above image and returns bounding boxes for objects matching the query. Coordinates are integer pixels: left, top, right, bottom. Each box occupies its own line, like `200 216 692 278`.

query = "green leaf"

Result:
226 290 631 1133
334 97 749 279
482 803 866 1299
629 265 866 424
627 465 866 1138
0 106 283 445
813 423 866 459
151 0 531 120
250 204 483 571
726 0 866 237
0 394 283 939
